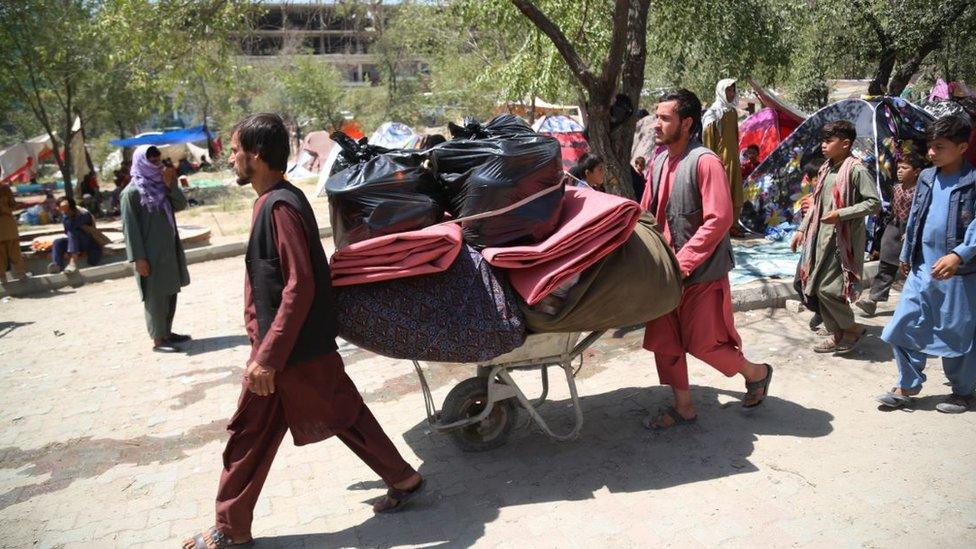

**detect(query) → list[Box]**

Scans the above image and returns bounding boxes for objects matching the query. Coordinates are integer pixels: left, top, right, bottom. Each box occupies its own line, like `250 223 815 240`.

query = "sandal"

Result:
373 476 425 514
642 406 697 430
813 335 840 353
834 327 867 355
743 364 773 408
186 527 251 549
935 393 976 414
876 388 919 409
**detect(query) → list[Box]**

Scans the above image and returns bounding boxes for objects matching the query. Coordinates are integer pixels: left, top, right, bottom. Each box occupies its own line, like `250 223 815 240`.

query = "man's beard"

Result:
235 159 253 186
654 125 680 145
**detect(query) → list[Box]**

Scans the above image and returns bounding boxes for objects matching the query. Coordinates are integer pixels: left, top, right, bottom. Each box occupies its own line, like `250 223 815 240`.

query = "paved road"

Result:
0 252 973 548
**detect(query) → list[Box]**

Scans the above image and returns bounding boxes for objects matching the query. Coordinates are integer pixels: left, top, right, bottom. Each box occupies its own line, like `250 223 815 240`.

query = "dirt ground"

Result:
0 250 973 548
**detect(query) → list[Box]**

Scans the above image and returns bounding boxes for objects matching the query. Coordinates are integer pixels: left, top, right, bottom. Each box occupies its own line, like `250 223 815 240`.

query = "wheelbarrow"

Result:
411 331 605 452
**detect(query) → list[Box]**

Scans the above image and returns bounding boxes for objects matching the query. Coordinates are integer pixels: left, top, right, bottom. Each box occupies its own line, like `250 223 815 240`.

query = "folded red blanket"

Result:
482 186 640 305
330 223 463 287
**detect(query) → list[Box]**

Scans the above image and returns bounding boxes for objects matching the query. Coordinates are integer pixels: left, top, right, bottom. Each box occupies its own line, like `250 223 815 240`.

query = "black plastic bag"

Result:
329 131 391 176
431 129 564 248
325 151 443 249
448 114 536 140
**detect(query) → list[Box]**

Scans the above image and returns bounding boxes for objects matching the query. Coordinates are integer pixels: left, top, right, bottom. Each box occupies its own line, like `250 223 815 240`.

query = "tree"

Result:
0 0 100 200
853 0 974 96
0 0 253 198
491 0 650 198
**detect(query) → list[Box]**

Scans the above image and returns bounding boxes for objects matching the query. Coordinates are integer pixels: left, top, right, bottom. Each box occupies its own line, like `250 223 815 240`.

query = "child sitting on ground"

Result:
878 115 976 413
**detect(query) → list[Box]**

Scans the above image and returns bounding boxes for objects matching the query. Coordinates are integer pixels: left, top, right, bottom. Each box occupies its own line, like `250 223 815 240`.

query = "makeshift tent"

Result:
746 78 806 127
109 125 214 147
368 122 422 150
738 107 801 163
0 134 54 184
498 97 584 125
742 97 932 232
532 115 588 171
1 117 88 185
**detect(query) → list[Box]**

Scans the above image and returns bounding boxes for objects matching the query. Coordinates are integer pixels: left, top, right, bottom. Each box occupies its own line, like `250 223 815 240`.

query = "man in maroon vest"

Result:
184 114 423 549
640 90 773 430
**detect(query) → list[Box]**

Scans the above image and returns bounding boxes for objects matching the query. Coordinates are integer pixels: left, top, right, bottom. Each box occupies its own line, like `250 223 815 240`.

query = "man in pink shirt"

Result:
640 89 773 430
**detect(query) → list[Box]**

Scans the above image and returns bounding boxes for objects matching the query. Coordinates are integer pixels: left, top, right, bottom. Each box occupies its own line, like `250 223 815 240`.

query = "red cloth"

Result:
329 223 462 287
215 363 415 540
643 277 746 390
640 151 734 278
482 186 640 305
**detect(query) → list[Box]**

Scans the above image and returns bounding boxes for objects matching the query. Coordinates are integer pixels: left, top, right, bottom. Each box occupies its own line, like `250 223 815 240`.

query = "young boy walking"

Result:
855 149 927 316
790 121 880 353
877 115 976 413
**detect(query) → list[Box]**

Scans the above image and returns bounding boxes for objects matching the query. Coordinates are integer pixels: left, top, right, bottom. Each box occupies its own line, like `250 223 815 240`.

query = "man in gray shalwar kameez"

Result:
121 145 191 353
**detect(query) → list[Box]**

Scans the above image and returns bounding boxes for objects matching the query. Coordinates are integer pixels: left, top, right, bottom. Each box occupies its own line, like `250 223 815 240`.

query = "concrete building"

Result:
240 1 427 86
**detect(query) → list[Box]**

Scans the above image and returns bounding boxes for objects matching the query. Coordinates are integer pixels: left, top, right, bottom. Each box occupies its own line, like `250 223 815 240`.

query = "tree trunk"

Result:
587 101 633 198
870 47 896 95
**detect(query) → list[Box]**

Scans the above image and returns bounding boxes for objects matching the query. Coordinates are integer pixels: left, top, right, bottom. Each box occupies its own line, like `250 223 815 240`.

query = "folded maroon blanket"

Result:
330 224 462 287
482 186 640 305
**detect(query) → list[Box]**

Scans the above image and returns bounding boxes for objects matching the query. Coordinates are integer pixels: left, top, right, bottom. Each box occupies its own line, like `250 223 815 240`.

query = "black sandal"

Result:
374 477 425 514
744 364 773 408
643 406 698 430
189 527 251 549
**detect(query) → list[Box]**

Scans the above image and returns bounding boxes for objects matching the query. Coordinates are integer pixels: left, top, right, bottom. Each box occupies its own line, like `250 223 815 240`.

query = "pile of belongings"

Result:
325 115 682 363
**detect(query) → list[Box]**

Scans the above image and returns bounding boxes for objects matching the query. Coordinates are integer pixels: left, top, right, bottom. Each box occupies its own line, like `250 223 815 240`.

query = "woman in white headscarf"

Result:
702 78 744 234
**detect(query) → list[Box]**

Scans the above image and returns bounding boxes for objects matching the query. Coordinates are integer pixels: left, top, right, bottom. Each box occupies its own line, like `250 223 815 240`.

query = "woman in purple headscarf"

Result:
120 145 192 353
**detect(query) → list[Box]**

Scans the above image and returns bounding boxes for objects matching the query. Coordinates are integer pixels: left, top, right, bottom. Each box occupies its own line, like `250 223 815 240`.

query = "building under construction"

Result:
240 1 427 86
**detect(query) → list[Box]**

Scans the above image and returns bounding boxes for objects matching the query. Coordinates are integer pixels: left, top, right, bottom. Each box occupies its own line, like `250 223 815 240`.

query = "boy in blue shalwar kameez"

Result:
878 116 976 413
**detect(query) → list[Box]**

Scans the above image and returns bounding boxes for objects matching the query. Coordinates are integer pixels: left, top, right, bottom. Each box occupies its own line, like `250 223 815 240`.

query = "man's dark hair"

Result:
146 146 161 158
569 152 604 180
745 144 760 153
659 88 703 136
232 113 290 172
927 115 972 144
57 196 77 211
821 120 857 143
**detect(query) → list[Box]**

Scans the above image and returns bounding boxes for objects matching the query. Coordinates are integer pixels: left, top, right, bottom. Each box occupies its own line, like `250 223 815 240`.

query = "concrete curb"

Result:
0 226 332 299
731 261 881 312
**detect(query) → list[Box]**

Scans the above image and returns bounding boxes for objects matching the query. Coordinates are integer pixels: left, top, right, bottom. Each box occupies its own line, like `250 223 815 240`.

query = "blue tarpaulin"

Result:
110 126 213 147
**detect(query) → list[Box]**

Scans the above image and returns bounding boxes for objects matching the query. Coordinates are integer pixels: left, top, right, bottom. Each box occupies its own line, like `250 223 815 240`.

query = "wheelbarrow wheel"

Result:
441 377 517 452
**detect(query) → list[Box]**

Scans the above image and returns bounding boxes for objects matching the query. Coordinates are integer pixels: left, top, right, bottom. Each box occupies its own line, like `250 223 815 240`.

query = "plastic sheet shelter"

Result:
738 107 801 163
109 125 214 147
532 115 589 171
742 97 933 232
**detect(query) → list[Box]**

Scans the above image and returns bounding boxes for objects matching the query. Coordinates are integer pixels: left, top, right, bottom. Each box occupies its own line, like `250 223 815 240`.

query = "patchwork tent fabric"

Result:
742 97 933 232
334 245 526 362
738 107 801 163
533 115 589 171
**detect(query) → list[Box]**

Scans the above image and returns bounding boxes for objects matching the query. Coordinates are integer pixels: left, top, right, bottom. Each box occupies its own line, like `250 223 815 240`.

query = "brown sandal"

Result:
834 327 867 355
373 477 425 514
